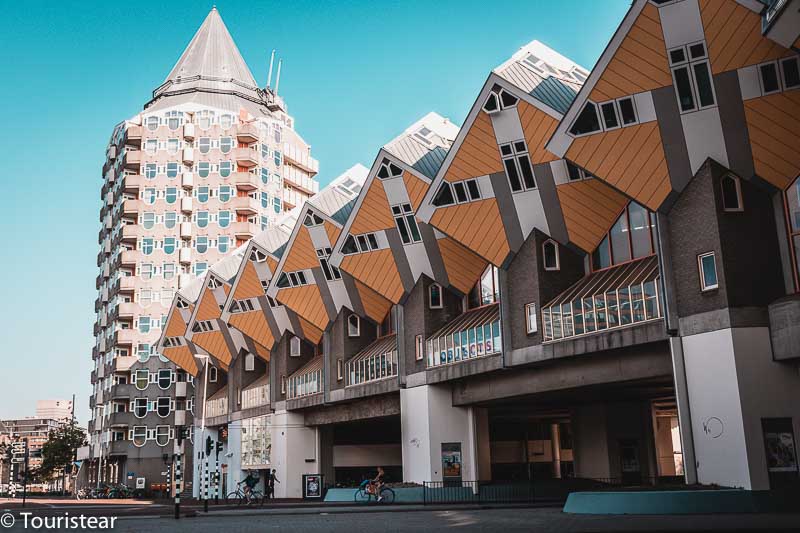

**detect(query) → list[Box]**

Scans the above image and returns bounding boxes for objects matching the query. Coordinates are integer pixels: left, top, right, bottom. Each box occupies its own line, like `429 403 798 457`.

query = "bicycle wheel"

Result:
353 488 370 503
226 491 242 505
379 488 395 504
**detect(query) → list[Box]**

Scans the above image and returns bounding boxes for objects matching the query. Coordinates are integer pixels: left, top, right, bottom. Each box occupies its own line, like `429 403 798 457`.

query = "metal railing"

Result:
422 481 535 504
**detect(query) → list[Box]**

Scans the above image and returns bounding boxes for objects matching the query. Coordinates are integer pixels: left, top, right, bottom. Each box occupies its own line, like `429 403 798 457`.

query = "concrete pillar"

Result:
400 384 478 483
681 327 800 490
226 420 242 493
270 409 318 498
550 423 562 479
571 404 611 480
318 425 335 486
668 337 698 484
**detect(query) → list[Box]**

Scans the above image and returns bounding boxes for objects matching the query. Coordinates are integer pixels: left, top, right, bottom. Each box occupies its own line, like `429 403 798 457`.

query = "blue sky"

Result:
0 1 629 423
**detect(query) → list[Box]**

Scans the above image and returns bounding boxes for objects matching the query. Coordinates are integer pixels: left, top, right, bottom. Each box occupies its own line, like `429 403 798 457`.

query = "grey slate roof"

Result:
308 164 369 225
383 112 459 179
494 40 587 115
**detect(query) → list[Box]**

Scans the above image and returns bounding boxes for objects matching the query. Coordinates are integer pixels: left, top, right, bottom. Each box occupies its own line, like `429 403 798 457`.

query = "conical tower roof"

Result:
165 7 257 87
146 7 270 115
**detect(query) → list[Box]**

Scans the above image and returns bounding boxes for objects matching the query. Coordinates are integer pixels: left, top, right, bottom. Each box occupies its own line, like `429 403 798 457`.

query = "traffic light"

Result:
205 436 212 456
216 441 223 454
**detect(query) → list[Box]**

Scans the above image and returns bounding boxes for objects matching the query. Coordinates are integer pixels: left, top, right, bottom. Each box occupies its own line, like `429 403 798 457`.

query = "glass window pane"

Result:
572 299 584 335
583 298 595 333
619 288 632 325
595 295 607 330
610 212 631 264
594 236 611 270
631 284 645 322
492 321 501 353
628 202 652 258
643 280 658 319
562 303 574 337
551 305 562 340
606 291 619 328
701 254 718 289
693 62 715 107
674 66 696 112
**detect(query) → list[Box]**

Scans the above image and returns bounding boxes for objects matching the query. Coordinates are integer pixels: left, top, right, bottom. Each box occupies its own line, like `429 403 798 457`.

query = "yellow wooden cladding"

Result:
340 248 404 303
590 3 671 102
556 180 629 252
699 0 793 74
518 100 559 164
354 279 393 323
443 111 504 182
266 256 278 273
192 331 231 370
744 91 800 190
165 311 187 338
296 316 323 345
229 310 275 352
349 178 395 235
232 260 265 301
565 121 671 211
430 198 510 267
438 237 490 294
276 284 328 332
196 287 223 322
162 345 199 376
403 172 429 210
282 226 318 272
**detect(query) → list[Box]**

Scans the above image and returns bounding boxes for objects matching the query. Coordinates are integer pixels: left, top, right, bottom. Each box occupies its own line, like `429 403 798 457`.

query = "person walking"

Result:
267 469 279 500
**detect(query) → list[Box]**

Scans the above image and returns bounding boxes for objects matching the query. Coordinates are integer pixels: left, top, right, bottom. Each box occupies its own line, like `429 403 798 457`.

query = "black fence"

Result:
422 481 535 504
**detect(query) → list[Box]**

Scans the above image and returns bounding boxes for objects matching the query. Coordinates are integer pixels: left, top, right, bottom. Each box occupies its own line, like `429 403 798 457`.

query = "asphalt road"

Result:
2 505 800 532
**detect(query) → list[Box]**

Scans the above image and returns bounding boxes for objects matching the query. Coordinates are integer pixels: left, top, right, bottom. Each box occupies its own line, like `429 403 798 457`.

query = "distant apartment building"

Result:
89 7 319 490
36 400 73 422
0 418 62 476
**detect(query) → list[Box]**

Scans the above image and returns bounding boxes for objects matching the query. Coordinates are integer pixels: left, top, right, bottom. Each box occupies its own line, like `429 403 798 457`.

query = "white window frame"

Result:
499 140 537 192
669 41 716 114
348 314 361 337
525 303 538 334
415 334 424 361
290 336 301 357
208 366 218 382
698 252 719 292
391 203 422 245
337 359 343 381
428 283 443 309
720 174 744 212
542 239 560 271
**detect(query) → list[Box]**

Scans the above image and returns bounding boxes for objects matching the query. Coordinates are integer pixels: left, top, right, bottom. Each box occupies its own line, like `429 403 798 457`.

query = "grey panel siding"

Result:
312 268 338 322
489 172 525 253
652 86 693 193
385 228 416 293
419 222 450 288
714 70 755 181
534 163 570 244
341 273 366 317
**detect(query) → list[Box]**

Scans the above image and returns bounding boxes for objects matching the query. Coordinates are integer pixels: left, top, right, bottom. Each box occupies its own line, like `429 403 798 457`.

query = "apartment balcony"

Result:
95 272 103 290
124 125 142 146
179 247 191 265
232 221 259 239
89 395 96 409
94 296 102 312
175 381 188 398
174 409 187 426
232 171 259 191
178 273 193 289
116 302 136 319
231 195 259 215
90 369 98 384
234 147 258 168
99 313 108 328
283 165 319 196
180 196 193 213
181 172 194 190
183 122 195 141
101 287 109 303
120 224 140 243
114 356 138 373
109 383 137 400
122 150 141 169
236 122 259 143
182 147 195 165
180 221 192 239
108 411 135 428
105 215 112 230
113 329 136 346
122 199 142 218
106 144 117 161
118 276 136 293
109 440 128 456
283 142 319 175
120 250 139 267
122 174 144 194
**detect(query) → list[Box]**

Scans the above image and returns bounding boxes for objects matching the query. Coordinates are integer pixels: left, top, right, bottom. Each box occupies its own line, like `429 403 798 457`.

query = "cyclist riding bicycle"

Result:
368 467 385 502
242 470 260 504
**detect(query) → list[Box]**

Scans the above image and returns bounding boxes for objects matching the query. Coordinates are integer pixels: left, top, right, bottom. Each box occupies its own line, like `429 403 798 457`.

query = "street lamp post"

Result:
197 354 210 514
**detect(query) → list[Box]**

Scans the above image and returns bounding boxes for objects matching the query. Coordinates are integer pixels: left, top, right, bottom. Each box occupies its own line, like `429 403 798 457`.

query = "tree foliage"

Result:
36 422 87 481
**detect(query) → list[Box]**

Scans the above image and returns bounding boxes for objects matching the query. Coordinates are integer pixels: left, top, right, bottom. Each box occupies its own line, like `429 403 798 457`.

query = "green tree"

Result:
36 422 87 481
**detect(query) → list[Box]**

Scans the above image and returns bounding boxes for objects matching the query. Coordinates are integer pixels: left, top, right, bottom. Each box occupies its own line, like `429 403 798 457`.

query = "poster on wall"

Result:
762 418 798 473
441 442 462 483
302 474 323 499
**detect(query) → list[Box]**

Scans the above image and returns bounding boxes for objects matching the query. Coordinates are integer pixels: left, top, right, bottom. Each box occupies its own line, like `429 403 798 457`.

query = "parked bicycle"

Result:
354 480 395 503
226 480 264 506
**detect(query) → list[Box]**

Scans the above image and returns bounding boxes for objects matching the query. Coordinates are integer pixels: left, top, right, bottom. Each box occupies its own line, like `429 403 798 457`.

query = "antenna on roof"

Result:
274 59 283 97
267 49 276 90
